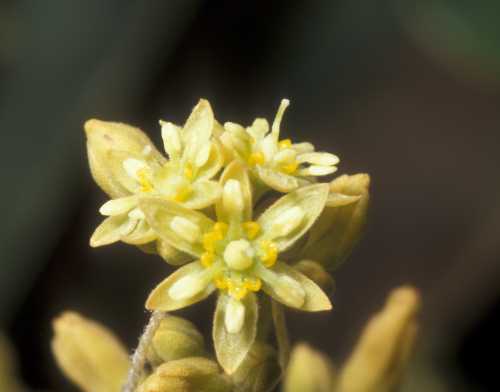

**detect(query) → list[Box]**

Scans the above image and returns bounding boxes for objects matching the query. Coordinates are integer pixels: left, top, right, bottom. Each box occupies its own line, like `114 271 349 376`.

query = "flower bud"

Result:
283 343 335 392
230 342 281 392
338 286 420 392
84 119 165 198
293 260 335 295
157 239 193 266
299 173 370 271
51 311 129 392
137 357 232 392
147 316 205 366
0 334 24 392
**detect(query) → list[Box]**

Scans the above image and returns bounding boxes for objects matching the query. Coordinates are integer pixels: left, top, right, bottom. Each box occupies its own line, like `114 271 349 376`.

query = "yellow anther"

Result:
183 163 194 180
173 186 192 202
278 138 292 149
247 151 265 166
229 285 248 300
244 277 262 292
202 231 222 252
281 161 299 174
137 169 153 192
260 240 278 267
214 275 229 289
200 252 215 268
213 222 229 237
242 221 261 240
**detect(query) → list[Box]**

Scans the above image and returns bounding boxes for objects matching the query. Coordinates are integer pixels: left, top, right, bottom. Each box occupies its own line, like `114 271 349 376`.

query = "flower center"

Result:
223 239 254 270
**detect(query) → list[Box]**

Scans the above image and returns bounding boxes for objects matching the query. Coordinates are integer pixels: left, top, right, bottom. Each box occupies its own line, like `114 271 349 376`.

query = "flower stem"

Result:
122 310 164 392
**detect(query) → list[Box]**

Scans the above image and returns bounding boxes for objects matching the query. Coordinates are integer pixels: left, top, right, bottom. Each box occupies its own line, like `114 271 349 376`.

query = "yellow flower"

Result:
220 99 340 193
85 99 224 248
139 162 332 373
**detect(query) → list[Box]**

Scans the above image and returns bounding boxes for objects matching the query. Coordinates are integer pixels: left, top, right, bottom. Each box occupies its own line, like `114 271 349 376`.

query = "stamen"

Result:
173 186 192 202
200 252 215 268
214 274 229 289
260 240 278 267
183 163 194 180
247 151 265 166
213 222 229 237
228 284 248 300
243 277 262 292
203 231 223 253
278 138 292 149
281 161 299 174
137 169 153 193
242 221 261 240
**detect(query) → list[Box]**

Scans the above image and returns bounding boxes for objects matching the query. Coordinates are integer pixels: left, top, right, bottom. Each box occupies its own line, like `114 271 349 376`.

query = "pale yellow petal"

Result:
146 261 215 311
183 180 221 210
213 293 258 374
216 161 253 222
139 197 214 257
261 262 332 311
256 183 329 251
89 215 136 247
256 166 298 193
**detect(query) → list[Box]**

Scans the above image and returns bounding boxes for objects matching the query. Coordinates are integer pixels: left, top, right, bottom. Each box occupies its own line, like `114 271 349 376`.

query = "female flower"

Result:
220 99 340 193
86 100 223 248
140 161 332 373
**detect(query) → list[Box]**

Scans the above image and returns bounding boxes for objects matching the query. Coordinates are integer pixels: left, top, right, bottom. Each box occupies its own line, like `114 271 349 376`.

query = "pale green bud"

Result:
338 286 420 392
299 173 370 271
230 342 281 392
283 343 335 392
293 260 335 295
0 334 24 392
147 316 205 366
51 311 129 392
137 357 232 392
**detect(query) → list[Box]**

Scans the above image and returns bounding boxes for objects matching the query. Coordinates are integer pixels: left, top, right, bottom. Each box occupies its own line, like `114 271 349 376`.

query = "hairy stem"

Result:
122 310 164 392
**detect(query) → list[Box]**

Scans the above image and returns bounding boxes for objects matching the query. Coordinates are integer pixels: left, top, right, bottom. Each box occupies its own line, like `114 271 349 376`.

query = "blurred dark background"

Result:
1 0 499 390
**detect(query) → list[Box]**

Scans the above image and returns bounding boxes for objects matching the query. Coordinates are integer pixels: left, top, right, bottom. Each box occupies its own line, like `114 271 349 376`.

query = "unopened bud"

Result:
84 119 164 198
299 173 370 271
338 286 420 392
293 260 335 295
231 342 281 392
137 357 232 392
284 343 335 392
147 316 205 366
51 311 129 392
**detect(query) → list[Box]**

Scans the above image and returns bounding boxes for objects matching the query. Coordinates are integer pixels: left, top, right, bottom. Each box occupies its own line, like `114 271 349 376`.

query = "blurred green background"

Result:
1 0 500 390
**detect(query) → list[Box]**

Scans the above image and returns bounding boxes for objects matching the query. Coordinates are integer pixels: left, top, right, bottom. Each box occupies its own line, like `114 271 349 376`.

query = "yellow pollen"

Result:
243 277 262 292
247 152 265 166
229 284 248 300
278 138 292 149
214 275 229 289
200 252 215 268
184 163 194 180
213 222 229 237
137 169 153 192
281 161 299 174
260 240 278 267
242 221 261 240
173 186 192 202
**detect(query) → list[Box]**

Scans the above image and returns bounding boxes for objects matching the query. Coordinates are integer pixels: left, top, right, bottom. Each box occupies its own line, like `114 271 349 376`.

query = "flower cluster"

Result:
85 99 369 374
